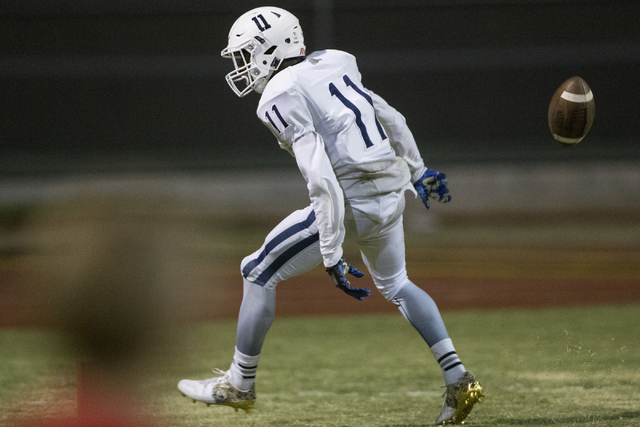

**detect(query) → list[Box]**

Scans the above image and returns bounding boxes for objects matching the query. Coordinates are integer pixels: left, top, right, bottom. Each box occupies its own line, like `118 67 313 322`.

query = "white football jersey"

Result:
257 49 426 267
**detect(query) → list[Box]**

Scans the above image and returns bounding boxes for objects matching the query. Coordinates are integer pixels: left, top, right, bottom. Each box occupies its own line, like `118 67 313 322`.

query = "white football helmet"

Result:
221 7 306 97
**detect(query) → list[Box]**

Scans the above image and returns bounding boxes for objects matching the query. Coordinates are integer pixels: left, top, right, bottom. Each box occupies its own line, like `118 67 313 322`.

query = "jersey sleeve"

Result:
292 132 345 268
368 89 427 184
257 85 315 153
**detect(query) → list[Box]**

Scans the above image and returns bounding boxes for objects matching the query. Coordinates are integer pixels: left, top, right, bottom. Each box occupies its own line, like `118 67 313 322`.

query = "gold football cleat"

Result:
435 371 484 425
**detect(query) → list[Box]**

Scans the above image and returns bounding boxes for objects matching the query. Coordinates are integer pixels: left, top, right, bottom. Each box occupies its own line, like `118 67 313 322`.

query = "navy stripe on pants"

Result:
242 210 318 286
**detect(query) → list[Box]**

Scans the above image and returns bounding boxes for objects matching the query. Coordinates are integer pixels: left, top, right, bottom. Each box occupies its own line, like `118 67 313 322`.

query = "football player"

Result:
178 6 483 425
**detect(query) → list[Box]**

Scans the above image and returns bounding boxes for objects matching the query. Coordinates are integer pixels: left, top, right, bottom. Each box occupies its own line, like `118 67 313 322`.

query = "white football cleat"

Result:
435 371 484 425
178 369 255 413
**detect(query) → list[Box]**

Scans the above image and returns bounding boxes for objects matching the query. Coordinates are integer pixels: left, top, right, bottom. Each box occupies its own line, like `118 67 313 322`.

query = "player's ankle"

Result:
230 347 260 391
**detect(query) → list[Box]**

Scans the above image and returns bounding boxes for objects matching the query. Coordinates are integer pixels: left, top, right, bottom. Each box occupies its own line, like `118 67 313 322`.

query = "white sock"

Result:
430 338 467 385
229 346 260 391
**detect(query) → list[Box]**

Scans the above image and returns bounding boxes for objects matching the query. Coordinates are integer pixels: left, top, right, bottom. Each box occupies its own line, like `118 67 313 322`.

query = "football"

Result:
547 76 595 145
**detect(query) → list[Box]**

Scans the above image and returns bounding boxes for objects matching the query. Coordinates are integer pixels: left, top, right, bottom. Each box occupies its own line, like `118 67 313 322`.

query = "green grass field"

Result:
1 199 639 425
2 304 639 426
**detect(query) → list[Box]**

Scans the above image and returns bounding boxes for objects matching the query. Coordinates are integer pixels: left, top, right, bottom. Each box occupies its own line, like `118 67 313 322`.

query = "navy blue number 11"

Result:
329 75 387 148
265 105 289 133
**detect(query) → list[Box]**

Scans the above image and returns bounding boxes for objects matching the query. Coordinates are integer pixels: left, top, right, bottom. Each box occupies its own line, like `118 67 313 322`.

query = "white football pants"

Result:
240 189 411 300
236 189 450 356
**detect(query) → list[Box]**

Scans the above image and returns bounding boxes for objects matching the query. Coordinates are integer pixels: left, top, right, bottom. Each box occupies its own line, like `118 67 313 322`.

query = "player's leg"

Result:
348 194 447 338
390 283 484 423
227 278 275 391
229 206 321 388
351 198 453 351
178 206 322 411
348 192 483 424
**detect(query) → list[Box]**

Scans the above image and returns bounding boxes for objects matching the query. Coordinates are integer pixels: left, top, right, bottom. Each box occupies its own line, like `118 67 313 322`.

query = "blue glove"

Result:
326 259 370 301
414 170 451 209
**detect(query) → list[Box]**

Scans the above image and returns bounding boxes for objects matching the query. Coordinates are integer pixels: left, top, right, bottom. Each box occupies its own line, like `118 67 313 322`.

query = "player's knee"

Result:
240 252 265 286
376 274 412 301
240 253 253 276
391 280 422 300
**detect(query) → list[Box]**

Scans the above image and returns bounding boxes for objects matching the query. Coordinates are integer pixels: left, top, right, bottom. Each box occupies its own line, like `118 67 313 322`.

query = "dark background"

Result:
1 0 639 177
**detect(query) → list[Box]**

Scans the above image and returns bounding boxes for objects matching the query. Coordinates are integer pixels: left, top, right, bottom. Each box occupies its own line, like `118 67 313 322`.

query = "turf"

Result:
2 304 639 426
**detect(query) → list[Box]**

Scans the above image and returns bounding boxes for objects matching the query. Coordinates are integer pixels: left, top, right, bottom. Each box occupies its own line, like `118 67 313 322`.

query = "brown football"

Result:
547 76 595 145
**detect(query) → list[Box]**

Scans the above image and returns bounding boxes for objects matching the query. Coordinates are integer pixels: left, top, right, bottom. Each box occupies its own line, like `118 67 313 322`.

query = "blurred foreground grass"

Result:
1 305 639 426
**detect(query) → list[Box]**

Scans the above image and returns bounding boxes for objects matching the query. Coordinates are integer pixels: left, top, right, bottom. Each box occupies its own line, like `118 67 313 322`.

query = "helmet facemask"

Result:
222 39 263 97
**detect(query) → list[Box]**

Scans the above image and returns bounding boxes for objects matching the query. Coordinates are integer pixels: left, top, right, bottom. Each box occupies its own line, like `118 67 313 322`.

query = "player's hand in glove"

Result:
414 169 451 209
326 259 370 301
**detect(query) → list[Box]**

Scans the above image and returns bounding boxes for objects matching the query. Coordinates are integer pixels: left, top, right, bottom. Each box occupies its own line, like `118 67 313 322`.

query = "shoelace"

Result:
197 368 228 385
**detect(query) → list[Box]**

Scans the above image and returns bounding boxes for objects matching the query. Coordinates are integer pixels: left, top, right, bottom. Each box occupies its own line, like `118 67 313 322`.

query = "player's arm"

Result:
368 89 426 183
292 132 370 301
292 132 344 267
368 89 451 209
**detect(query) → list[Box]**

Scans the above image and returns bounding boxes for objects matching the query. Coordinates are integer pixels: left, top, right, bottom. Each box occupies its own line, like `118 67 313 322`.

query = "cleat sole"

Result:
225 400 255 414
178 390 255 413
